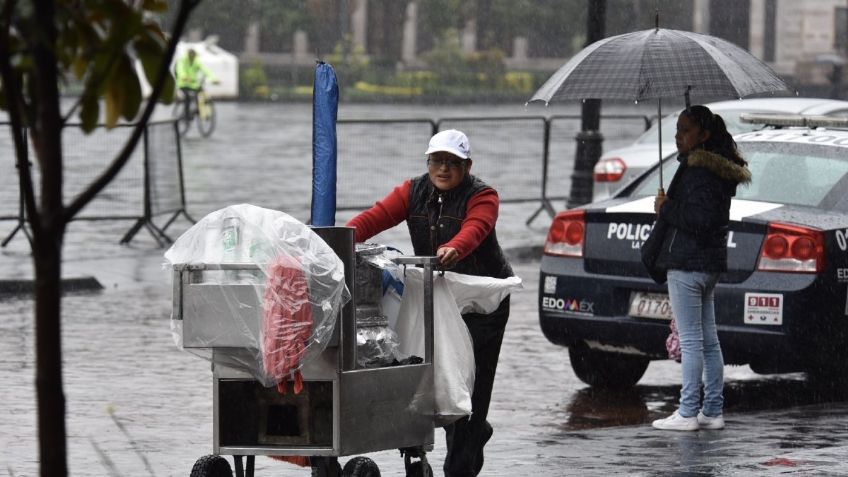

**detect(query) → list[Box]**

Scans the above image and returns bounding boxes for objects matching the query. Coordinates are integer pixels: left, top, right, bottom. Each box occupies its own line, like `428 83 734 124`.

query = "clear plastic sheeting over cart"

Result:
164 204 350 388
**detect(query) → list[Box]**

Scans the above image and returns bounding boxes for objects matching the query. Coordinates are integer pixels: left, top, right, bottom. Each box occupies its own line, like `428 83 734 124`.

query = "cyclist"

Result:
174 48 218 120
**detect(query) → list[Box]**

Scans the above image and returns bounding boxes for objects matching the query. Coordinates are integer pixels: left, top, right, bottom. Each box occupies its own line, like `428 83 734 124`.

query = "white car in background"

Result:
592 97 848 201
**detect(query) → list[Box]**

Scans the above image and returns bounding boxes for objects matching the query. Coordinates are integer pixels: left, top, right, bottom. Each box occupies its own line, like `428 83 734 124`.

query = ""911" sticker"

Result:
744 293 783 325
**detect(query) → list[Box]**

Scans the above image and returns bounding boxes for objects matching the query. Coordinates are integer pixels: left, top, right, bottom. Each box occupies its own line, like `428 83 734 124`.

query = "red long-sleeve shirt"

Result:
346 179 499 261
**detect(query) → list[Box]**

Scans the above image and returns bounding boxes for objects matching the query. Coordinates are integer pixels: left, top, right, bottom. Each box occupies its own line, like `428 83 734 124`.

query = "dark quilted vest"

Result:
407 173 513 279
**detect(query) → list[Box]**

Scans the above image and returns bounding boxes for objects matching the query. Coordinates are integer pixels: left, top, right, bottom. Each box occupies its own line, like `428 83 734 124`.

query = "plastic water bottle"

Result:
221 215 241 281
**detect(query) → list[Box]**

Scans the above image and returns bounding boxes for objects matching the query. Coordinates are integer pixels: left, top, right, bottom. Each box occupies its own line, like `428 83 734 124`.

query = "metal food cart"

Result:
171 227 437 477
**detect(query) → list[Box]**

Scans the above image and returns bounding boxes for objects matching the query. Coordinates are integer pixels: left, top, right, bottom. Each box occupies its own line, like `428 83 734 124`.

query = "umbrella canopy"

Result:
530 28 792 104
529 27 793 190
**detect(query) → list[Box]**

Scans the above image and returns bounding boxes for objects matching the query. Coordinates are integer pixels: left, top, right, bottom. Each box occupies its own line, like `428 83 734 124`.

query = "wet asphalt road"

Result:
2 102 848 475
2 229 848 476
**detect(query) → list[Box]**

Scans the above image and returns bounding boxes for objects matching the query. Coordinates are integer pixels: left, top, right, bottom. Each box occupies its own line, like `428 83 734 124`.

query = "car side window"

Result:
627 159 680 197
628 144 848 207
737 151 848 206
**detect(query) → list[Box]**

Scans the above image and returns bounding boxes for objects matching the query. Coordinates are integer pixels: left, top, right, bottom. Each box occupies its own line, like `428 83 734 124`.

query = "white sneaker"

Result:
697 411 725 430
652 411 699 431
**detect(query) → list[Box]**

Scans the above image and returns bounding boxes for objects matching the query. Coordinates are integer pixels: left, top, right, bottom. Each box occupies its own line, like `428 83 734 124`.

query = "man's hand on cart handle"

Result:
436 246 459 269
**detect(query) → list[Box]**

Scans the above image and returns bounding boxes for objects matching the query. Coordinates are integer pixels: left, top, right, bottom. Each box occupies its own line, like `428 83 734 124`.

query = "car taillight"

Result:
757 222 824 273
593 157 626 182
544 210 585 257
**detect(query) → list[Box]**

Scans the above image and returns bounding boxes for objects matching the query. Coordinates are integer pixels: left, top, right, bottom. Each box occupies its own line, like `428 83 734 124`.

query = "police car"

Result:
540 114 848 388
592 97 848 202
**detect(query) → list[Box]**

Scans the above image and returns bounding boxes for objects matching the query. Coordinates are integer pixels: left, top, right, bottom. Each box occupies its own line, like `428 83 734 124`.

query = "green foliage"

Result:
240 61 269 98
607 0 694 34
418 29 508 90
1 0 175 132
258 0 312 51
466 49 506 87
418 0 585 58
500 71 535 93
326 35 370 85
420 29 467 85
499 0 585 57
394 70 439 89
164 0 255 52
418 0 471 37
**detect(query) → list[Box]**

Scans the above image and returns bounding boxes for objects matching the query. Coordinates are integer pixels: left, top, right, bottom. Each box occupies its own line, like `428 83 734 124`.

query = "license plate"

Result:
628 292 673 320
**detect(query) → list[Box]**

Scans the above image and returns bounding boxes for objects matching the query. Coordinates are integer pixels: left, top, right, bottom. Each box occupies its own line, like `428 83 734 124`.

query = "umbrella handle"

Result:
657 187 665 196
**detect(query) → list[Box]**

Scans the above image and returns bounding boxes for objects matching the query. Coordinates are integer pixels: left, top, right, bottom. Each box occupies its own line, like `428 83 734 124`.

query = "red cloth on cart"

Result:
262 255 313 394
269 455 310 467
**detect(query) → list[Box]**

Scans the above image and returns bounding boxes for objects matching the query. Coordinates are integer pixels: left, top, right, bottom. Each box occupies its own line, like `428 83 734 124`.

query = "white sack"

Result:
395 268 522 427
442 271 523 314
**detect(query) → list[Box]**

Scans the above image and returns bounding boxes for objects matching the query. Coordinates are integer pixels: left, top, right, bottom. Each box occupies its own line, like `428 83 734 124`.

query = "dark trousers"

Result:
443 296 510 477
180 87 198 117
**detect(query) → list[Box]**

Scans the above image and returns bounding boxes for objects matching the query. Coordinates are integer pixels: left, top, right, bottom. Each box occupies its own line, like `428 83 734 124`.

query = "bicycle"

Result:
171 81 216 138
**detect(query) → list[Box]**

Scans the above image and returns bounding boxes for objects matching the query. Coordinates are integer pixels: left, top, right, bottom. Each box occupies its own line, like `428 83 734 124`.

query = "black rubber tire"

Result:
405 460 433 477
569 342 649 389
171 100 191 136
310 458 342 477
196 96 216 137
189 455 233 477
342 456 381 477
805 362 848 389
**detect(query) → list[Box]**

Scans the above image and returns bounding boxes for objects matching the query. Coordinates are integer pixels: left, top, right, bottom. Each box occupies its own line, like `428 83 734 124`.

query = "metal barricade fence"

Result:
1 120 192 247
543 114 654 218
3 114 650 247
0 125 21 223
436 116 547 203
336 119 437 210
338 114 651 224
145 121 194 239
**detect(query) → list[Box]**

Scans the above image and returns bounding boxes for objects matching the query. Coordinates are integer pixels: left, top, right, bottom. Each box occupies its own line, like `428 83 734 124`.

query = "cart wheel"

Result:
311 457 342 477
405 460 433 477
342 456 381 477
189 455 233 477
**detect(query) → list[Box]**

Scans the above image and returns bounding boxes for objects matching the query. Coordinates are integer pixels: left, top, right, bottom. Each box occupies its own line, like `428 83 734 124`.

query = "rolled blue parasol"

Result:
310 61 339 226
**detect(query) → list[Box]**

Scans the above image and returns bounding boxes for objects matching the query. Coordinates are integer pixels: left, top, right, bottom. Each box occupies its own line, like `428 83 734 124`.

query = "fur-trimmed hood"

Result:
686 149 752 185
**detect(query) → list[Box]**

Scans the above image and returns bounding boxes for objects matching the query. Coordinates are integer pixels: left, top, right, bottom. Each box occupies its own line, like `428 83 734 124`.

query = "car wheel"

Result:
805 362 848 389
568 342 649 389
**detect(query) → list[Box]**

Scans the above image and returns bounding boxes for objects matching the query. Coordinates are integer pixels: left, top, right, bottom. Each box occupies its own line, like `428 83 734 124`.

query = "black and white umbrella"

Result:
529 25 794 188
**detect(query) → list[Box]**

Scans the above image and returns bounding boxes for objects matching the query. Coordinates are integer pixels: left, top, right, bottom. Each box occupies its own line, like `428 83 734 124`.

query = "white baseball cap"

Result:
425 129 470 159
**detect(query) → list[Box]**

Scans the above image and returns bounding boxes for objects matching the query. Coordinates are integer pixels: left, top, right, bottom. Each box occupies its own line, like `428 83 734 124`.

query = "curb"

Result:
0 276 104 296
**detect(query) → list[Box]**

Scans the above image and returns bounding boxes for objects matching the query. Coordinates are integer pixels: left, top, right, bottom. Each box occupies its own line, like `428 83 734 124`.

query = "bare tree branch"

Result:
64 0 199 221
31 0 65 233
0 0 41 235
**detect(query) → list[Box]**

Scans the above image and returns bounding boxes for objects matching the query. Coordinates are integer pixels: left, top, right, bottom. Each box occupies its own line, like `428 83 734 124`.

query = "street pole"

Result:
567 0 606 209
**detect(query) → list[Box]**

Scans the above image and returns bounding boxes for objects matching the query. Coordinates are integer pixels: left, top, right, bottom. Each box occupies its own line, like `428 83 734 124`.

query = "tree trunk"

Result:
31 2 68 474
0 2 198 475
475 0 492 51
33 224 67 476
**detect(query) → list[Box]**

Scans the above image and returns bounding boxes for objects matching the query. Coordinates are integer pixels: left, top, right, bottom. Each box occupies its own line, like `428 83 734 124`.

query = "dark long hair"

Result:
681 105 747 167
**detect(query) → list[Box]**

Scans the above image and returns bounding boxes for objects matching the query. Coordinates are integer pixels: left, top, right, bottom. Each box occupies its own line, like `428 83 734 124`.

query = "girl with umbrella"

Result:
650 105 751 431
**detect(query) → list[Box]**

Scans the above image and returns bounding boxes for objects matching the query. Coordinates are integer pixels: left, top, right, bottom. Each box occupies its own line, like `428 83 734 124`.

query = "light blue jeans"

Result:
667 270 724 418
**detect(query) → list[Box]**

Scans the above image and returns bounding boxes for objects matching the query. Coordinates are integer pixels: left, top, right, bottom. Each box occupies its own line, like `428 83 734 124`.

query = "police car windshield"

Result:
630 141 848 207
